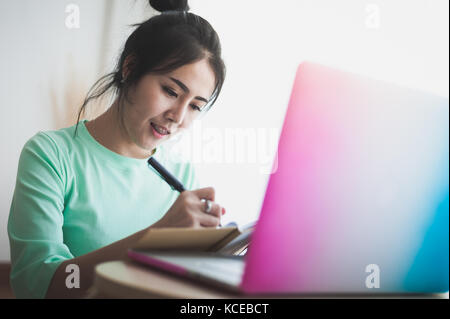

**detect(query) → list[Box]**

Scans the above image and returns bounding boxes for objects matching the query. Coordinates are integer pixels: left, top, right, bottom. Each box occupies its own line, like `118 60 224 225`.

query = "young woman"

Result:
8 0 226 299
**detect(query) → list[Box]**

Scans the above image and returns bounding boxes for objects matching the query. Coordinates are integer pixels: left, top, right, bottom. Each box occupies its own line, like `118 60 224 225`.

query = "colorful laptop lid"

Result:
242 62 449 294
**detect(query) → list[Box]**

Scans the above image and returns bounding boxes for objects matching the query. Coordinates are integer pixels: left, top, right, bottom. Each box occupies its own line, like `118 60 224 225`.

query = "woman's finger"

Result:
191 187 215 202
197 211 221 227
199 200 221 218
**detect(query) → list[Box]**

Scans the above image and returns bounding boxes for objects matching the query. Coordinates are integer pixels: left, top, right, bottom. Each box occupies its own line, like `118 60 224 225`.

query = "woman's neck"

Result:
85 100 155 159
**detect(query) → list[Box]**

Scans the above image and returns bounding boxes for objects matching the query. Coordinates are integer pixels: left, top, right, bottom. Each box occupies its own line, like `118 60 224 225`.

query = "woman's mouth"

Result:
150 122 170 139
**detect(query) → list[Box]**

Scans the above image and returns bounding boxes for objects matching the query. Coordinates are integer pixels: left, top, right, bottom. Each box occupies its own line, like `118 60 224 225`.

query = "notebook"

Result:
132 221 255 256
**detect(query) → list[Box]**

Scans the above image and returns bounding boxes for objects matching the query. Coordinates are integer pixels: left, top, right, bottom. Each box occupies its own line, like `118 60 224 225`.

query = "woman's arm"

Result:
9 133 223 298
45 226 149 299
45 187 223 298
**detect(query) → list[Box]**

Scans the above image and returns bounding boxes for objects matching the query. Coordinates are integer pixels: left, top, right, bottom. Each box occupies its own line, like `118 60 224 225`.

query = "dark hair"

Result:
74 0 226 136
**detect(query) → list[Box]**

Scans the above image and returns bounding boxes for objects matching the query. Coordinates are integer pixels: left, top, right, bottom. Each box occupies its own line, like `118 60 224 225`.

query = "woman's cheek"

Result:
150 93 171 114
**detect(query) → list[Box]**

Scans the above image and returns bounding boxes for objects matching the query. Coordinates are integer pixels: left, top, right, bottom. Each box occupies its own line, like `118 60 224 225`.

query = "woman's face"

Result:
122 58 216 154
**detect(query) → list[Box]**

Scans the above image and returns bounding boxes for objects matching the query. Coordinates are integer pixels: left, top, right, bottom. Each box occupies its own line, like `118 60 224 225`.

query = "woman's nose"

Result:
167 100 189 125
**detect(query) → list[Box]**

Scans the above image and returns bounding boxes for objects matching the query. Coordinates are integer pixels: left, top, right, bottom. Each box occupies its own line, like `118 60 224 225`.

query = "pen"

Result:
148 157 186 193
148 156 223 227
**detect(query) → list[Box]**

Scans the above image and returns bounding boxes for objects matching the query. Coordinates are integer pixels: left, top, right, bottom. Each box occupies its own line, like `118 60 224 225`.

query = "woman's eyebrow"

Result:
169 77 209 103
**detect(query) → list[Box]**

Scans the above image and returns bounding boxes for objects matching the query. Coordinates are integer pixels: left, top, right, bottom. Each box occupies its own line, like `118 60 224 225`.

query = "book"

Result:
132 221 256 256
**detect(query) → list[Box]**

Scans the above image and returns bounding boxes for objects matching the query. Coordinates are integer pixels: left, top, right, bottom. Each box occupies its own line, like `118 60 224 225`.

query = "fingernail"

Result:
222 208 226 215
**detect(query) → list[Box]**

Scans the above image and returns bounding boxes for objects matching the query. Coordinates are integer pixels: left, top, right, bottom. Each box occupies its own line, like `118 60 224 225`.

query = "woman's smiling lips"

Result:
150 122 171 139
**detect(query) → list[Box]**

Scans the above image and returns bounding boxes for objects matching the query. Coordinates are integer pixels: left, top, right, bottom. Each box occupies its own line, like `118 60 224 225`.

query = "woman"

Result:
8 0 226 299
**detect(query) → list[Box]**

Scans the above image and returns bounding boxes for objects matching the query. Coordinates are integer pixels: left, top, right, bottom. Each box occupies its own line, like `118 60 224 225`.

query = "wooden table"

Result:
90 260 449 299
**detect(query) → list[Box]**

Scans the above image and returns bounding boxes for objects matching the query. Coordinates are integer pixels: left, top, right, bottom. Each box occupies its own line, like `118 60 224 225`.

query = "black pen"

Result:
148 156 223 227
148 157 186 193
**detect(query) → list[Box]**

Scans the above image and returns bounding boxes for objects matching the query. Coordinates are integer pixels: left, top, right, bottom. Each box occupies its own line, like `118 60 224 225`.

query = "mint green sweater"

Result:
8 120 198 298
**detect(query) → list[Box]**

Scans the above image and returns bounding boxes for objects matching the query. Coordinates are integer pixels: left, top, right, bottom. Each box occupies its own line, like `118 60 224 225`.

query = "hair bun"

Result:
149 0 189 13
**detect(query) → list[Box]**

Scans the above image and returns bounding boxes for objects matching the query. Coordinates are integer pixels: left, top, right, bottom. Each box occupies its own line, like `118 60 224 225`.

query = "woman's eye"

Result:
163 86 178 98
163 86 202 112
190 104 202 112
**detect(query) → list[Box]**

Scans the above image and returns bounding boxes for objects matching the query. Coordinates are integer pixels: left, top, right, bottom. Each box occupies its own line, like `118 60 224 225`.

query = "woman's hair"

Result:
74 0 226 136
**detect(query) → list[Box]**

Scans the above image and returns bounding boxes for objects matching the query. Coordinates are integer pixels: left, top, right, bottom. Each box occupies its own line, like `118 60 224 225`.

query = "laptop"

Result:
128 62 449 295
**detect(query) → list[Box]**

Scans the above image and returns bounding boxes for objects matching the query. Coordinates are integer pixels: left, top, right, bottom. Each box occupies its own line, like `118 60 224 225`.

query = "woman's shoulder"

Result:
22 122 81 162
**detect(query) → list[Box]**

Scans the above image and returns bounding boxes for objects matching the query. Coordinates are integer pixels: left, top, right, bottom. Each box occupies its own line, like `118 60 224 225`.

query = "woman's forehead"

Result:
164 59 216 98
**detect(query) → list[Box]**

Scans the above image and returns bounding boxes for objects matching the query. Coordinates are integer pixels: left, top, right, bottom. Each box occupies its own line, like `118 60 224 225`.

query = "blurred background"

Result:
0 0 448 263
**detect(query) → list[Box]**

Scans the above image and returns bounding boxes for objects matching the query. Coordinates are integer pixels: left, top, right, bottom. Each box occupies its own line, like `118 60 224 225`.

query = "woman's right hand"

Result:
151 187 225 229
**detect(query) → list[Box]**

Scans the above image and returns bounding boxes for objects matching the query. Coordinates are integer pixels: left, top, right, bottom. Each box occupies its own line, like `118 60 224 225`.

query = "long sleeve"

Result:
7 132 74 299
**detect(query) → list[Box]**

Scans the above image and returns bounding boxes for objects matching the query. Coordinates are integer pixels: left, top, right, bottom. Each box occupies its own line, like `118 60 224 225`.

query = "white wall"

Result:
187 0 449 228
0 0 152 261
0 0 448 261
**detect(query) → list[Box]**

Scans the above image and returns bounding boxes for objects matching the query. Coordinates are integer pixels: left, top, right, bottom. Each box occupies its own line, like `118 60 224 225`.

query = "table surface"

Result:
91 260 449 299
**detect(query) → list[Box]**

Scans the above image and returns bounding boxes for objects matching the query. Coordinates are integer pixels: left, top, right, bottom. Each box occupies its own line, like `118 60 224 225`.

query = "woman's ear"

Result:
122 54 137 80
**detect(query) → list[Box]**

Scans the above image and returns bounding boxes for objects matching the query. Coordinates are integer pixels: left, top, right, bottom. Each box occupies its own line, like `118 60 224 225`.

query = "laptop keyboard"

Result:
191 258 245 275
149 253 245 286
